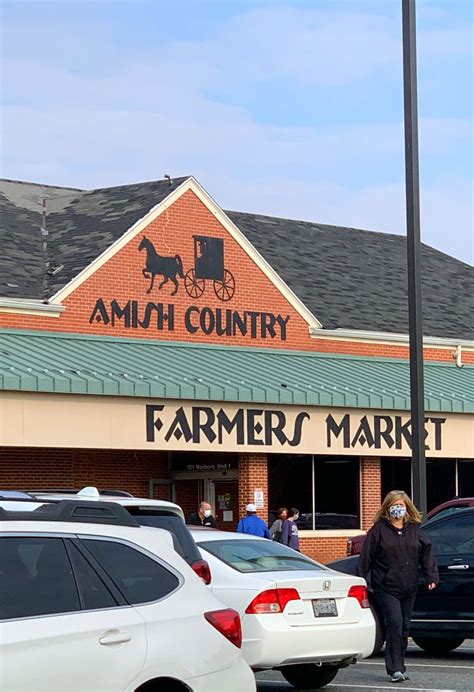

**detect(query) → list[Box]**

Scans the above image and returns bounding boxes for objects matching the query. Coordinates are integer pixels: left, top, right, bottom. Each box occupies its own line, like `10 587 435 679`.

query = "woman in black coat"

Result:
357 490 438 683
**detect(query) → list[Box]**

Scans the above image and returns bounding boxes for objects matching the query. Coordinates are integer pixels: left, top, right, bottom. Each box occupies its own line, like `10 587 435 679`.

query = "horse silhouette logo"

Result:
138 236 184 295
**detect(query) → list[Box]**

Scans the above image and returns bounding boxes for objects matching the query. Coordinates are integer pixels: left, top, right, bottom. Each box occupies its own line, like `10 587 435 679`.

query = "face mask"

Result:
389 504 407 520
203 509 212 518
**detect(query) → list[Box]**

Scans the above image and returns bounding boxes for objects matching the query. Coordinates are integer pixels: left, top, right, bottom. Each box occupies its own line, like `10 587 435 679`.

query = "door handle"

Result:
99 631 132 646
447 564 469 570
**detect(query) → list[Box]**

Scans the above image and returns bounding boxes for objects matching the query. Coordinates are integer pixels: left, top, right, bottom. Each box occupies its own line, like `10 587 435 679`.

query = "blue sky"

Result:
1 0 472 262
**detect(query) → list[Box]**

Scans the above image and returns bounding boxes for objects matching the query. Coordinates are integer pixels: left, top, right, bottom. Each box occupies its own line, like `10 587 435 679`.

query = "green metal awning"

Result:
0 330 472 413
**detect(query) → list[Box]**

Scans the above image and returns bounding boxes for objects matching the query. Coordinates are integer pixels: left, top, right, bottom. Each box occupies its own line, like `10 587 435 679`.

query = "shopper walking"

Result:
237 504 271 538
270 507 288 542
357 490 438 683
281 507 300 551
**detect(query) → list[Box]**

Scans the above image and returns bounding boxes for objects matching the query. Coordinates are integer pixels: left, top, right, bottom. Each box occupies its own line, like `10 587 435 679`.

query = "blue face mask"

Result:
389 504 407 520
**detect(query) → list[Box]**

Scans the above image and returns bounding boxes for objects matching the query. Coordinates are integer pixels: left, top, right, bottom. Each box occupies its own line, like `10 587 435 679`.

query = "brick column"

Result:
238 453 269 523
360 457 381 530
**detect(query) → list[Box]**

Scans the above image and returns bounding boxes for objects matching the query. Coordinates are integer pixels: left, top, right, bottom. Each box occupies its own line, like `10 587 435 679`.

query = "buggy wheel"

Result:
213 269 235 301
184 268 205 299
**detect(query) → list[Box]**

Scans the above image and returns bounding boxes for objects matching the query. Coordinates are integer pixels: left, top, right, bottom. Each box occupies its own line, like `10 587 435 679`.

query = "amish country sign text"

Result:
89 299 291 341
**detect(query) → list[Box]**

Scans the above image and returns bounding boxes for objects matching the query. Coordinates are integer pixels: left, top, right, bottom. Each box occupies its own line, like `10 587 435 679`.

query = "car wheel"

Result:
280 664 339 689
412 636 465 653
370 605 385 656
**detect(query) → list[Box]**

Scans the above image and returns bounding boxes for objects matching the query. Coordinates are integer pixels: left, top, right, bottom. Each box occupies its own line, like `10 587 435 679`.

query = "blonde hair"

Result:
374 490 422 524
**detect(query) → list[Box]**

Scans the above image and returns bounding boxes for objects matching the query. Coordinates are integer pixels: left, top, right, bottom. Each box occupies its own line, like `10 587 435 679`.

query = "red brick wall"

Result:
361 457 382 530
0 447 169 497
308 339 474 363
238 453 269 524
175 479 202 521
300 537 350 564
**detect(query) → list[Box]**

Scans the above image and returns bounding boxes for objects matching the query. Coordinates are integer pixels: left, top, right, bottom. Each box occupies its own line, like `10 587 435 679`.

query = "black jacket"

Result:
357 518 439 597
187 512 217 528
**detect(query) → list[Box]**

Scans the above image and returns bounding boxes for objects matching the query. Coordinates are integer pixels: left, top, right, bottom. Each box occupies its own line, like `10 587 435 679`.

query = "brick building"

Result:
1 176 473 563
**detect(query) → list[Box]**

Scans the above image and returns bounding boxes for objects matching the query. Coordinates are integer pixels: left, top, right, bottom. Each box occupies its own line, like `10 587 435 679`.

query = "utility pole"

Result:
402 0 427 515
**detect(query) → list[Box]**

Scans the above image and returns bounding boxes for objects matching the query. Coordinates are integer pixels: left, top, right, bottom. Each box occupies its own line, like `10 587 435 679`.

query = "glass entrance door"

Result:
212 479 238 531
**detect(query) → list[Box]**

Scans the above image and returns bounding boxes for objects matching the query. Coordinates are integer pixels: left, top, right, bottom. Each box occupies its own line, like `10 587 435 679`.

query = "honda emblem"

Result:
323 580 331 591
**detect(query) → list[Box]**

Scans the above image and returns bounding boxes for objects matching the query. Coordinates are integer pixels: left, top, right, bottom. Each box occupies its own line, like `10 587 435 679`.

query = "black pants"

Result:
374 589 417 675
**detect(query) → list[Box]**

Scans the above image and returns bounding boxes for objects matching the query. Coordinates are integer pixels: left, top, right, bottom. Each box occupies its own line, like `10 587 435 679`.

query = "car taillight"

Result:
192 559 212 585
204 608 242 648
245 588 300 614
348 584 370 608
346 539 353 556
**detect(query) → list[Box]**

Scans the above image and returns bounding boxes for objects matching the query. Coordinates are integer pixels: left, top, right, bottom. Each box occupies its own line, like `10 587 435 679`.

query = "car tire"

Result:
412 636 465 653
370 605 385 656
280 664 339 689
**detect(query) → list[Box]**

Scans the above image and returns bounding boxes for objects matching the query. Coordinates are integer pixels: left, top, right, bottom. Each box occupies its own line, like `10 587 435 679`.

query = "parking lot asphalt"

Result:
256 641 474 692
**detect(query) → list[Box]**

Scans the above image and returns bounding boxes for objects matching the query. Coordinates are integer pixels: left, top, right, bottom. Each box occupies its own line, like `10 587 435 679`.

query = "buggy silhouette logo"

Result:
139 234 236 301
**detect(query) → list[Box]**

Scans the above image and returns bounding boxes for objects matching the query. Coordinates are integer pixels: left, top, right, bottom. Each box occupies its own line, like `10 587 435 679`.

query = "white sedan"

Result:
190 528 375 690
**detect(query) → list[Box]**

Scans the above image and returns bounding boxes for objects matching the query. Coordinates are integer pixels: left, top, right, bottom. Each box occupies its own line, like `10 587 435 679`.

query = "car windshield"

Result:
199 539 324 573
125 508 202 565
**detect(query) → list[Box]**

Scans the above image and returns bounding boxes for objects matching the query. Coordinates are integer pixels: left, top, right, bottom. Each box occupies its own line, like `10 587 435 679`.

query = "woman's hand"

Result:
427 582 437 590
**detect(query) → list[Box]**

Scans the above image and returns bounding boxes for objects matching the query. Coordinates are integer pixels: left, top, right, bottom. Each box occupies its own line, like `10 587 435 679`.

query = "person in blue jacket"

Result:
237 503 271 538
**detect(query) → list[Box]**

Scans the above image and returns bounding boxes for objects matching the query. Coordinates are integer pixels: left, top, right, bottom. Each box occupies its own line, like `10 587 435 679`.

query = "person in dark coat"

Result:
187 501 217 528
357 490 438 683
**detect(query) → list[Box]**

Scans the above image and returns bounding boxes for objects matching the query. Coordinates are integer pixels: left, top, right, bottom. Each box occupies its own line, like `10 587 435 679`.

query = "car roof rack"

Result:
25 488 135 498
0 491 35 500
0 499 140 527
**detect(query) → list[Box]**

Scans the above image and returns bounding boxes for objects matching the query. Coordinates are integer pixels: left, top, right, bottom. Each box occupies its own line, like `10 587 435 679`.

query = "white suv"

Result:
0 499 255 692
28 487 212 584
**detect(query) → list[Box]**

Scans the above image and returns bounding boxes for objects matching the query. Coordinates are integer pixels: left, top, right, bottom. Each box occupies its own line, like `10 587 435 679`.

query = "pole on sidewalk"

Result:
402 0 427 515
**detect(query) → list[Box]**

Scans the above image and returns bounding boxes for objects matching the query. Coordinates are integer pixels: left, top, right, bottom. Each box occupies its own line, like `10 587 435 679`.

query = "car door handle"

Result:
99 631 132 646
447 564 469 570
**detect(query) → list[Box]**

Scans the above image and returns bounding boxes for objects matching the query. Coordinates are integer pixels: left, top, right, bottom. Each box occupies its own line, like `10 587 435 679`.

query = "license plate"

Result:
312 598 338 617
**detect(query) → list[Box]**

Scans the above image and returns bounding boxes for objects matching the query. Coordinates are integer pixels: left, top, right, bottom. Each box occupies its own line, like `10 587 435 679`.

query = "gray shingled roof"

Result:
0 177 189 299
1 177 472 339
227 211 474 340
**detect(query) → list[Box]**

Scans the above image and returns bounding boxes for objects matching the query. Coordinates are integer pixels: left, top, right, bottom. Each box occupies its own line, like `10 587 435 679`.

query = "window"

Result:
268 455 360 530
0 537 80 620
458 460 474 496
431 506 468 521
382 458 463 511
200 539 324 573
424 513 474 556
381 458 412 500
427 459 456 509
125 508 201 564
82 539 180 604
67 542 118 611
